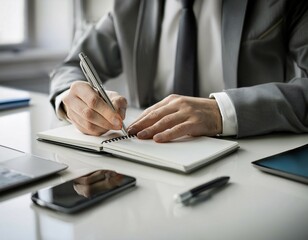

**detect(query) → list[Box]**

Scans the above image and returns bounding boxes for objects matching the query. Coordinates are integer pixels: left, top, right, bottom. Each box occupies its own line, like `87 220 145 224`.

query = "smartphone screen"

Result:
31 169 136 213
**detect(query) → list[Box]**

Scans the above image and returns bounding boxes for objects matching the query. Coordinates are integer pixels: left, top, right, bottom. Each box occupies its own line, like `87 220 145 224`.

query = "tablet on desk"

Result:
252 144 308 184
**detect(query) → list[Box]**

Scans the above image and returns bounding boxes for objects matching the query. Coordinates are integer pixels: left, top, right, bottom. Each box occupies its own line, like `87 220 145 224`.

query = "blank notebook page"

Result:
103 136 237 167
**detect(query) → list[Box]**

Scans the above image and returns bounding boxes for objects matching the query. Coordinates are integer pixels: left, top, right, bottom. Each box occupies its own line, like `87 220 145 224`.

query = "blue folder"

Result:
0 86 31 110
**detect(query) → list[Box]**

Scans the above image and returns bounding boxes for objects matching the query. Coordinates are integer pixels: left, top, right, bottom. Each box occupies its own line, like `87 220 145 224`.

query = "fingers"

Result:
128 95 222 142
129 94 176 126
63 81 127 135
68 111 109 136
128 104 178 136
108 91 127 120
65 96 111 136
72 83 123 126
153 122 193 143
135 112 187 139
128 95 188 139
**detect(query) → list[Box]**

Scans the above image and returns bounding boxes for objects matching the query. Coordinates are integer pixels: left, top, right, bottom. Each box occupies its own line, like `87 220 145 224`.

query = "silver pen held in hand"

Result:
79 52 129 137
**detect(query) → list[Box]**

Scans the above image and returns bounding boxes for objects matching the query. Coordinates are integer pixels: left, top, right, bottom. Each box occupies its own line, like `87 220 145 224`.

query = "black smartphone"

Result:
31 169 136 213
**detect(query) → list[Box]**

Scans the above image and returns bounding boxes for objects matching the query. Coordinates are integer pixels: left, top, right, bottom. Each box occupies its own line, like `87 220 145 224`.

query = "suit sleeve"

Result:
49 13 122 109
225 7 308 138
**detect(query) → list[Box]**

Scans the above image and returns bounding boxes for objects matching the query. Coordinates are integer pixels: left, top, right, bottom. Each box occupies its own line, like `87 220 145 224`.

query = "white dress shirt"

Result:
154 0 237 135
55 0 238 136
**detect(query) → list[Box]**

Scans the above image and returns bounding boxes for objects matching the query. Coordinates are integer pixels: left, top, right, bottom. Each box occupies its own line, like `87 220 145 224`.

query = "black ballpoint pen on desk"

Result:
174 176 230 204
79 52 129 137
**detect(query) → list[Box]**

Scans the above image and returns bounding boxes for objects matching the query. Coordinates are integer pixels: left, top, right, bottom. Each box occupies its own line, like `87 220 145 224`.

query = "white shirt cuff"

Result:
209 92 238 136
55 90 70 121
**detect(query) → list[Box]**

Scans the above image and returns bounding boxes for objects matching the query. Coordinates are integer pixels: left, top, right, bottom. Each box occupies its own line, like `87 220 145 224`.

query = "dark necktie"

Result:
174 0 197 96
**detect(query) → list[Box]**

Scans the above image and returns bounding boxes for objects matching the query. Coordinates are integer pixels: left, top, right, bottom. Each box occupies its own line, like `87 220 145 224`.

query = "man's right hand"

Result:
62 81 127 136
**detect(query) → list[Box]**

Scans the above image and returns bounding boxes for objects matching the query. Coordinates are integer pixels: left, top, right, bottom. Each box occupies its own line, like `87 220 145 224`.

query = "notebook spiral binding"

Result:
103 135 136 144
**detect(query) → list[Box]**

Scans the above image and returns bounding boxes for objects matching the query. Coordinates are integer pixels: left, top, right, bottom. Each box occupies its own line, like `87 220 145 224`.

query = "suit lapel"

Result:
221 0 248 89
134 0 165 107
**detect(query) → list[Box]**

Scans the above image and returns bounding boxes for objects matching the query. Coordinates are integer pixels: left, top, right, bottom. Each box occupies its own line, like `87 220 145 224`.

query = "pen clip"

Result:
79 60 110 105
80 62 93 87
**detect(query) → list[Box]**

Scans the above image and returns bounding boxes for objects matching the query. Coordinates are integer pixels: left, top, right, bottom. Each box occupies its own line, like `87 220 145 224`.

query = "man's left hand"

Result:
127 94 222 143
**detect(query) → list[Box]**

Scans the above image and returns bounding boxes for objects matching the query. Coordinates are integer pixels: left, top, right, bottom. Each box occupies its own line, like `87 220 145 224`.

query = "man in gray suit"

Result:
50 0 308 142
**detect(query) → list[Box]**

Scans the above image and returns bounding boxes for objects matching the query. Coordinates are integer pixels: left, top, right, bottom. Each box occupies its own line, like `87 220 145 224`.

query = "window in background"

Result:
0 0 28 50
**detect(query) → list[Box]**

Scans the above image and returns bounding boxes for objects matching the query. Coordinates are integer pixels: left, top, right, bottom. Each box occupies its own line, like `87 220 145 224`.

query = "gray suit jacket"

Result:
50 0 308 138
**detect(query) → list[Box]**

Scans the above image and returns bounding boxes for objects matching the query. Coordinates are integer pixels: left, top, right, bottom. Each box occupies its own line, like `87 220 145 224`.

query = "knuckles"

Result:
147 110 160 121
160 115 173 126
112 96 127 108
167 94 180 101
81 107 95 120
70 81 86 92
87 95 100 108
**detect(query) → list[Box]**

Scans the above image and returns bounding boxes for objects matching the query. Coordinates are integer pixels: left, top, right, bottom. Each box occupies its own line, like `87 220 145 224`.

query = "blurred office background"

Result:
0 0 113 94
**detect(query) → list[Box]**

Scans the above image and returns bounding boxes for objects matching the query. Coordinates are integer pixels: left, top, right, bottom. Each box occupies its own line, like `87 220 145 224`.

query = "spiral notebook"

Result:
37 125 239 173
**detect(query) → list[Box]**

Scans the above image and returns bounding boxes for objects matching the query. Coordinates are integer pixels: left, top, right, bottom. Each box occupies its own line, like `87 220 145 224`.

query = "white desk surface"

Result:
0 90 308 240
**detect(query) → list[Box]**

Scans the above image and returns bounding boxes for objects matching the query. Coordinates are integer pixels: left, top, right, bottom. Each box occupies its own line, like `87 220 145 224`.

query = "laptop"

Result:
0 144 68 193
